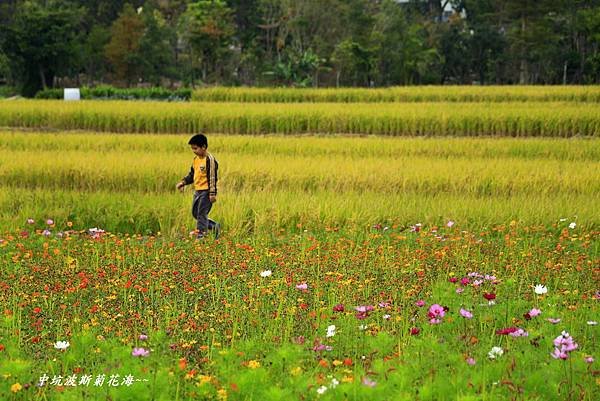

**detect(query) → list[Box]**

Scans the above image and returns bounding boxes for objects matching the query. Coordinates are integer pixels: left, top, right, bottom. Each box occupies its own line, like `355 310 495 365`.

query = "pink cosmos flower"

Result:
415 300 425 307
456 287 464 294
460 277 470 286
332 304 345 313
448 277 458 283
139 334 148 341
508 328 528 337
27 218 34 224
447 220 455 228
466 357 476 365
459 308 473 319
428 304 446 318
547 318 561 324
361 377 376 387
295 283 308 290
528 308 541 317
132 347 150 357
584 356 594 364
46 219 54 225
410 327 420 336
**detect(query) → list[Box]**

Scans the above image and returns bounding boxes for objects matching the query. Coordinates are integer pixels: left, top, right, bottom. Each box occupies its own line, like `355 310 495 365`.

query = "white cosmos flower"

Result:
488 346 503 359
326 325 336 338
534 284 548 295
316 385 328 394
569 222 576 229
587 321 597 326
259 270 272 277
54 341 70 350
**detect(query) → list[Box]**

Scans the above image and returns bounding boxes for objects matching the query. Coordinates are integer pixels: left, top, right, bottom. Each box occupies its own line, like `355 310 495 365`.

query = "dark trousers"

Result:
192 190 216 234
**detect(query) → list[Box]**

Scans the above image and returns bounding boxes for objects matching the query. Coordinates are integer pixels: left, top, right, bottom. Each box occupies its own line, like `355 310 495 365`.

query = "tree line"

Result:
1 0 599 97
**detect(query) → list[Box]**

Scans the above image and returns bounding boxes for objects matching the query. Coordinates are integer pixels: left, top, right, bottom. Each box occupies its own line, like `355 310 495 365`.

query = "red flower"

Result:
32 307 41 314
496 327 518 335
410 327 420 336
448 277 458 283
483 293 496 300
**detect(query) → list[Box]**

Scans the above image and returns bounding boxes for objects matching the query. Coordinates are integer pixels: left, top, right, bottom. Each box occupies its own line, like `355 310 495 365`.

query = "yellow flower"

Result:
197 375 212 386
341 376 354 383
11 383 22 393
217 388 228 401
247 360 260 369
290 366 302 376
332 360 343 367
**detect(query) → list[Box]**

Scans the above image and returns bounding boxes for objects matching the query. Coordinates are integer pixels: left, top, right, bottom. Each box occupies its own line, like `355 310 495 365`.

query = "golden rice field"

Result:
0 130 598 235
1 100 599 136
192 85 600 103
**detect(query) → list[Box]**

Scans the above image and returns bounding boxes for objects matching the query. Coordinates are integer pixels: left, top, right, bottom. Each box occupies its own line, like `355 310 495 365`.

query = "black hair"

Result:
188 134 208 148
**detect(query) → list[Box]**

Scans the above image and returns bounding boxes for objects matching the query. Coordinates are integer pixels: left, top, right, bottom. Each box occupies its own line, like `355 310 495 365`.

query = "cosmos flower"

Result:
459 308 473 319
27 218 34 224
332 304 344 313
46 219 54 225
295 283 308 290
326 325 336 338
466 357 476 365
508 328 528 337
488 346 504 359
259 270 272 277
415 300 425 307
568 222 576 229
361 377 376 387
132 347 150 357
447 220 455 228
534 284 548 295
547 318 561 324
316 386 328 394
54 341 70 351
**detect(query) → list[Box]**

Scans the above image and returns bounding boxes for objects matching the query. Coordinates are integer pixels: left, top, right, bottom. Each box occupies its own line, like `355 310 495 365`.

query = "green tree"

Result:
104 3 145 86
82 24 111 84
0 0 83 97
138 6 176 85
179 0 236 84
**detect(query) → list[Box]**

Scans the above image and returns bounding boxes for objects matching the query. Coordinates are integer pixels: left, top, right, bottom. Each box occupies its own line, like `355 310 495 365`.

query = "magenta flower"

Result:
415 300 425 307
466 357 476 365
460 277 470 286
496 327 518 335
332 304 345 313
295 283 308 291
138 334 148 341
459 308 473 319
410 327 420 336
132 347 150 357
448 277 458 283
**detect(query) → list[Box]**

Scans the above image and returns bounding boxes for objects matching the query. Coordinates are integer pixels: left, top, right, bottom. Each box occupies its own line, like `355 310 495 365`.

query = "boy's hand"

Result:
176 181 185 192
209 195 217 203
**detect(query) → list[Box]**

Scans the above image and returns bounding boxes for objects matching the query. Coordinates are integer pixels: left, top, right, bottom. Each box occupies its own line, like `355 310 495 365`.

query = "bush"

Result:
34 86 191 101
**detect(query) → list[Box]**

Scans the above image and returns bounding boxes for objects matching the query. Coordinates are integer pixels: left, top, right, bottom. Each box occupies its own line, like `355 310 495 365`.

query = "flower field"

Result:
0 86 599 400
0 220 598 400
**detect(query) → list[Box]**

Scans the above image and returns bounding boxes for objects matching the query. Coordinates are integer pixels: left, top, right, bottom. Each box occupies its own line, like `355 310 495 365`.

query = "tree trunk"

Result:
519 16 528 84
38 65 47 89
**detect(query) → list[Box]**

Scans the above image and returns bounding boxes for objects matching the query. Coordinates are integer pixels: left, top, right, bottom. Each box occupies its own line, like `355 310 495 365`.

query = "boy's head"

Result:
188 134 208 157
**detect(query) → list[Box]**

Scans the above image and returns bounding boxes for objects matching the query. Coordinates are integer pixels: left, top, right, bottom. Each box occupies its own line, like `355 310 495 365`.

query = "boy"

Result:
176 134 220 239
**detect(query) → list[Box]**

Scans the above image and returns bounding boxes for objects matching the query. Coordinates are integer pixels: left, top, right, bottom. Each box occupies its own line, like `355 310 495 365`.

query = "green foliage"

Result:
0 0 83 97
34 86 191 100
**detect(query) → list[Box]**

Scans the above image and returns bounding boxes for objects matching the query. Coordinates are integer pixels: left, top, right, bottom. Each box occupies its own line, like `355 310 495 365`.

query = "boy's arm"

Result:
207 155 218 197
181 165 194 186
